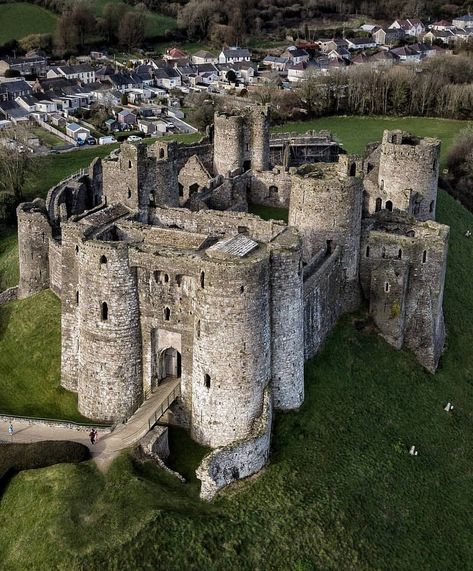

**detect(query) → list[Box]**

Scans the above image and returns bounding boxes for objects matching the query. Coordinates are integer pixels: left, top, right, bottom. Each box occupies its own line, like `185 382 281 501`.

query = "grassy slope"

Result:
1 117 473 569
0 3 56 44
0 290 87 421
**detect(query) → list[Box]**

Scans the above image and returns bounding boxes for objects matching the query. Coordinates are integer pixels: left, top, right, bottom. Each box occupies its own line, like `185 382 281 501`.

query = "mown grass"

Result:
0 2 56 44
0 290 87 421
0 117 472 569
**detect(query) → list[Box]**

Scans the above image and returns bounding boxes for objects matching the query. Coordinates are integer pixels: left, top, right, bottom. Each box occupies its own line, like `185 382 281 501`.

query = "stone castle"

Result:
17 105 449 498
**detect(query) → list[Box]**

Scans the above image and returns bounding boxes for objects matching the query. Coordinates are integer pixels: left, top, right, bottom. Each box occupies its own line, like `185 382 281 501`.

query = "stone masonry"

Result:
16 104 449 498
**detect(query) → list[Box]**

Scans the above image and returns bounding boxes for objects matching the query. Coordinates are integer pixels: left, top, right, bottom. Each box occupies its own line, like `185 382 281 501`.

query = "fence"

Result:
147 384 181 431
33 115 77 146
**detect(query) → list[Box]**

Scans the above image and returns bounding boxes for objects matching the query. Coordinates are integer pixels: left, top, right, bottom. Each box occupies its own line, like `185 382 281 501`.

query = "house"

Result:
390 45 423 62
262 55 289 71
218 47 251 64
320 38 349 53
431 20 454 31
154 67 181 89
389 19 425 37
372 27 405 45
282 46 310 65
452 15 473 29
138 119 167 136
0 55 48 77
105 118 120 132
15 94 38 113
49 113 67 128
0 100 29 122
287 60 319 82
360 24 378 33
117 109 137 126
134 64 155 86
191 50 217 65
424 29 454 45
66 122 90 141
346 37 377 50
163 47 187 61
0 79 33 101
47 64 96 84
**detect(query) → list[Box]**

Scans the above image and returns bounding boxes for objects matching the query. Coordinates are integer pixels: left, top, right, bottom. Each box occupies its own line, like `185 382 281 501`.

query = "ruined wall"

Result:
78 240 142 421
48 238 62 297
178 155 211 205
250 108 270 172
148 141 179 208
269 228 304 410
191 252 271 448
249 170 292 208
17 200 51 299
197 386 272 501
213 113 244 175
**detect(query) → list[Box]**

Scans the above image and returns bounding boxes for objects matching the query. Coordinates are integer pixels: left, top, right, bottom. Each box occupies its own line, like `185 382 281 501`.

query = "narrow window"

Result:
366 245 370 258
75 245 79 255
100 255 107 265
269 185 278 196
164 273 169 283
422 250 427 263
204 374 211 389
386 200 393 212
176 274 182 286
128 188 132 199
385 282 390 293
375 197 382 212
76 291 79 305
381 247 386 259
42 232 45 243
196 320 201 338
101 302 108 321
159 148 165 159
380 179 384 190
326 240 333 255
398 249 402 259
349 163 356 176
240 285 245 294
164 307 171 321
429 200 435 213
128 160 132 169
200 271 205 289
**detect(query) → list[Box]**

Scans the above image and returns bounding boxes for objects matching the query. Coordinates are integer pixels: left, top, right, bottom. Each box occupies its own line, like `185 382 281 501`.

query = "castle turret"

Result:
191 243 271 447
374 130 440 221
269 228 304 410
213 112 244 175
148 141 179 207
17 199 52 299
78 241 142 421
250 107 270 172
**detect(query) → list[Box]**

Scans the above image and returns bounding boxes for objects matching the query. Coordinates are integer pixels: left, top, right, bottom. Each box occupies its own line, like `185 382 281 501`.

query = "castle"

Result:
16 105 449 498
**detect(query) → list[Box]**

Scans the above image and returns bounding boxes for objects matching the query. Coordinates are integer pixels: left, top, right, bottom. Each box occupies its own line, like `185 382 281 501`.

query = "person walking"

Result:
89 429 95 445
8 423 13 441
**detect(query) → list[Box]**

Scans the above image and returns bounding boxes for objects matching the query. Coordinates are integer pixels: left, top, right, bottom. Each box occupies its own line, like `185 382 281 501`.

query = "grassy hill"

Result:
1 116 473 569
0 2 56 44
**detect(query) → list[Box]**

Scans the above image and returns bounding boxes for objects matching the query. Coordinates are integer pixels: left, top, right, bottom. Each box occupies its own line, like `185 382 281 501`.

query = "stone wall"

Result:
197 386 272 501
249 169 292 208
48 238 62 296
0 286 18 305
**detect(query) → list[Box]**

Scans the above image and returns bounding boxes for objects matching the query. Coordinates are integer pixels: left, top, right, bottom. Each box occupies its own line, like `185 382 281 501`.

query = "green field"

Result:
0 3 56 44
1 116 473 569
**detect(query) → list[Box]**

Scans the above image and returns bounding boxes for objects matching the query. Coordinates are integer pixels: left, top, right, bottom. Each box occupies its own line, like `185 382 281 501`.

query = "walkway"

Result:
0 377 181 472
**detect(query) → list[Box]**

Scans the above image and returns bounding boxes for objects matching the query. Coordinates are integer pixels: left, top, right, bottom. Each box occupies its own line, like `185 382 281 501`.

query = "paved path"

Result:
0 377 181 471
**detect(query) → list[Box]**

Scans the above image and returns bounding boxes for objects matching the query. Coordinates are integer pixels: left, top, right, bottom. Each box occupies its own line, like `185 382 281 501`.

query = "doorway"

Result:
160 347 181 380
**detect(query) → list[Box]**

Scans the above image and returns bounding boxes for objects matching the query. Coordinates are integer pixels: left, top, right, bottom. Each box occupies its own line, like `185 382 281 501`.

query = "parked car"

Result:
98 135 118 145
127 135 143 142
86 136 96 145
77 138 86 146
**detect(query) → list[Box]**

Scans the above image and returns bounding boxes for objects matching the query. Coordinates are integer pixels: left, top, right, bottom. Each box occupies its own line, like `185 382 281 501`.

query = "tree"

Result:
101 1 129 42
19 33 52 53
4 69 20 78
446 128 473 211
71 2 96 47
0 126 36 222
177 0 218 39
120 93 129 106
54 12 79 55
118 11 146 52
226 69 238 84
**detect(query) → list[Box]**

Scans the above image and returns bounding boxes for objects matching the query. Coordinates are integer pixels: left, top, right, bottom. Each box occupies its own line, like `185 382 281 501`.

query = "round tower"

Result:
213 112 244 176
251 107 270 172
269 229 304 410
191 251 271 448
78 240 142 422
377 130 440 221
17 199 52 299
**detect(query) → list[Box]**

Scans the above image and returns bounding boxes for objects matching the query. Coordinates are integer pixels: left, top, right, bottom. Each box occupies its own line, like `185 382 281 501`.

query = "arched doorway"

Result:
160 347 181 380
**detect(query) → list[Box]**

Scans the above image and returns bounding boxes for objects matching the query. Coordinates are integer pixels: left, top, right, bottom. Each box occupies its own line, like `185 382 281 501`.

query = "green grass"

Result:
0 290 87 421
0 3 56 44
1 117 473 569
272 116 473 168
0 225 18 290
30 127 64 149
248 203 289 222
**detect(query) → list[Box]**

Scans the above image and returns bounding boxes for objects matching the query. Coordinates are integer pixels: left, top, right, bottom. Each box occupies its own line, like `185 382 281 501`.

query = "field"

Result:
1 116 473 569
0 3 56 44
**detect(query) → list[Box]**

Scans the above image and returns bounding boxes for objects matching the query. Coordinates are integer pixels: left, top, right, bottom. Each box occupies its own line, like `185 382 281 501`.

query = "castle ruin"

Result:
17 105 449 499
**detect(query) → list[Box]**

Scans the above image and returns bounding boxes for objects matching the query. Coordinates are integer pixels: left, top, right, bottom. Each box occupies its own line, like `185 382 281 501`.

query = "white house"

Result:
138 119 167 136
154 68 181 90
47 64 96 84
192 50 217 65
218 47 251 64
262 55 289 71
452 15 473 28
389 19 425 37
346 37 377 50
283 46 310 65
66 122 90 142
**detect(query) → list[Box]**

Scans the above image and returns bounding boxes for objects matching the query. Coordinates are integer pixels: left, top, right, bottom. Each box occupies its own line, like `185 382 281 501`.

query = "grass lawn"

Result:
0 3 56 44
30 127 64 149
1 116 473 569
0 225 18 291
0 290 88 421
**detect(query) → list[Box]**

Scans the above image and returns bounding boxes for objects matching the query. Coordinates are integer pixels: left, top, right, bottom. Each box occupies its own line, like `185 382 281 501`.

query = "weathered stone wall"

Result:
48 238 62 296
249 169 292 208
197 385 272 501
78 240 142 421
251 108 270 172
148 141 179 208
213 113 244 175
269 228 304 410
0 286 18 305
178 155 211 205
191 252 271 448
17 200 52 299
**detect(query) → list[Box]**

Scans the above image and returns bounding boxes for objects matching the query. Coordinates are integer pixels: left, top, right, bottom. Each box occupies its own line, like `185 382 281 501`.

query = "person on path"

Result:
89 429 95 444
92 429 98 444
8 423 13 440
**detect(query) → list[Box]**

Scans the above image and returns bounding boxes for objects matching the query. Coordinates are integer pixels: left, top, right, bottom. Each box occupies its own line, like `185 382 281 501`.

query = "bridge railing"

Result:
147 384 181 431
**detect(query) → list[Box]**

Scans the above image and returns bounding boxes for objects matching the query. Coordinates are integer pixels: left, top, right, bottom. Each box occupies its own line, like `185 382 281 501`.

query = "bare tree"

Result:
118 11 146 52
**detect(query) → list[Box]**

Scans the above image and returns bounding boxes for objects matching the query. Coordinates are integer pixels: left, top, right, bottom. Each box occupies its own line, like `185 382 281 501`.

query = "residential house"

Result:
66 122 90 141
372 27 405 45
154 67 181 90
262 55 289 71
389 19 425 37
105 118 120 132
0 79 33 101
431 20 454 31
283 46 310 64
138 119 167 136
15 94 38 113
287 60 319 82
0 55 48 77
135 64 155 86
424 29 454 44
47 64 96 84
346 37 377 50
390 45 423 61
0 101 29 122
360 24 378 32
320 38 349 53
163 48 188 62
218 47 251 64
191 50 217 64
49 113 67 128
452 15 473 28
117 109 137 126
